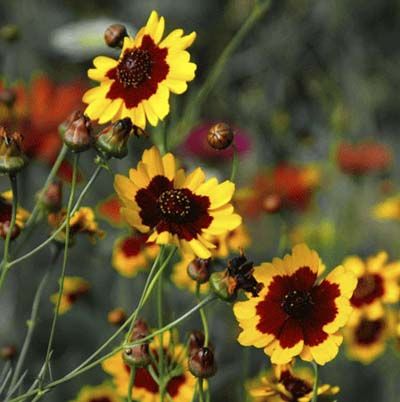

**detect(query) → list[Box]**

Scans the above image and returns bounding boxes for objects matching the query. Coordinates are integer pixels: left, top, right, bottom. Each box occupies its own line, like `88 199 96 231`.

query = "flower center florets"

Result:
158 189 192 221
281 289 313 319
117 48 152 88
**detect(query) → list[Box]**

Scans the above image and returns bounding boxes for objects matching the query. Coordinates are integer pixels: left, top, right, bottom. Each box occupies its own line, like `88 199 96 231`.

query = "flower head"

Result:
83 11 196 128
70 383 121 402
114 146 241 258
247 362 339 402
102 332 196 402
234 244 357 365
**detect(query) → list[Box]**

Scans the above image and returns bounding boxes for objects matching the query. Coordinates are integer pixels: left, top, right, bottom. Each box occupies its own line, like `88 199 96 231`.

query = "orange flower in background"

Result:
236 164 320 218
97 194 124 227
337 141 393 176
0 75 86 164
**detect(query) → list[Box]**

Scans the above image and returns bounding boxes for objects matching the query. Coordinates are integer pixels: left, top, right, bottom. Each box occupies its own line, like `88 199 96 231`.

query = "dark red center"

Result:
355 318 385 345
158 189 191 221
280 370 312 401
0 198 12 224
351 273 384 307
121 234 149 257
117 49 152 88
281 290 314 319
89 398 112 402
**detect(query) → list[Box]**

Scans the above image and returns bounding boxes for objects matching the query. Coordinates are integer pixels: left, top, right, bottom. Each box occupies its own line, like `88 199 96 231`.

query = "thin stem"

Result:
230 144 239 182
311 362 319 402
0 174 18 290
196 284 209 346
127 366 136 402
198 379 205 402
7 165 102 269
40 153 79 386
157 264 165 401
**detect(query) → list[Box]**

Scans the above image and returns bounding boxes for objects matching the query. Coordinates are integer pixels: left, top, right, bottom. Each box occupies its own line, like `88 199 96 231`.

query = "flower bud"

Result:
187 258 211 284
107 307 127 326
62 112 92 152
42 181 62 212
0 127 27 174
263 193 282 214
0 88 16 108
95 118 132 159
0 345 17 360
210 271 237 302
123 341 151 368
0 220 20 240
188 330 205 356
104 24 128 48
207 122 234 150
188 347 217 378
128 318 150 341
58 110 81 137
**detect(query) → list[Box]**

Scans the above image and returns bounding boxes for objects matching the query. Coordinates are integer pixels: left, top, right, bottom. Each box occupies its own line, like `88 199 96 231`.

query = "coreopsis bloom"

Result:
373 195 400 221
342 252 400 323
343 311 394 364
102 332 196 401
236 164 320 218
0 190 30 240
97 194 124 227
337 141 393 176
247 362 339 402
50 276 90 314
112 232 158 277
83 11 196 128
114 146 241 258
171 224 250 293
70 382 121 402
233 244 357 365
0 76 85 163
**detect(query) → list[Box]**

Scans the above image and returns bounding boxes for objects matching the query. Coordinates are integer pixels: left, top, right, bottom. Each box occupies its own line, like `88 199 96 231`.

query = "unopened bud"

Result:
95 118 132 159
107 307 127 326
0 127 27 174
188 347 217 378
63 112 92 152
42 181 62 212
188 330 205 356
104 24 127 48
58 110 81 137
0 345 17 360
263 193 282 214
187 258 211 284
123 341 151 368
210 271 236 302
0 88 16 108
207 122 234 150
129 318 150 341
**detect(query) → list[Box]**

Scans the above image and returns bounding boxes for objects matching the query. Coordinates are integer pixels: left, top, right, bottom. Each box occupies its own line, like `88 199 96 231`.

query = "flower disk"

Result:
83 11 197 128
233 244 357 365
114 146 242 258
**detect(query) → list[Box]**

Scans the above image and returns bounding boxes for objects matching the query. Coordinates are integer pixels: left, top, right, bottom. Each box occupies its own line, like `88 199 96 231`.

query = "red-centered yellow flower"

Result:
233 244 357 365
102 332 196 402
114 146 241 259
343 311 394 365
247 362 339 402
0 190 30 239
97 194 124 227
83 11 196 128
171 224 250 293
343 252 400 324
112 232 158 277
70 382 121 402
50 276 90 314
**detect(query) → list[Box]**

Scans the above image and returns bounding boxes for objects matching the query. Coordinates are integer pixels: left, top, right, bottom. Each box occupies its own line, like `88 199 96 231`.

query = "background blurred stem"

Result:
230 144 239 182
157 263 166 401
196 283 209 346
127 367 136 402
311 362 319 402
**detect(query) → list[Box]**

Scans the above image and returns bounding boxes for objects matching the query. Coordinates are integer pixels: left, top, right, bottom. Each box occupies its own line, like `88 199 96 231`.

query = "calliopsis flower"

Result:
247 362 339 402
83 11 196 128
96 194 124 227
233 244 357 365
114 146 241 258
102 332 197 402
342 252 400 324
50 276 90 314
70 382 121 402
112 232 158 277
337 141 393 176
171 224 250 293
0 190 30 240
343 311 394 364
373 196 400 221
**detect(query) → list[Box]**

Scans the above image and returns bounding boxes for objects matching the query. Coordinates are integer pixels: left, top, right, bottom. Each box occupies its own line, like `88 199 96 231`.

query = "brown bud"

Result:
42 181 62 212
188 330 205 356
0 345 17 360
129 318 150 341
187 258 211 284
123 341 151 368
0 127 27 174
58 109 81 137
207 122 234 150
107 307 127 326
0 220 21 240
263 193 282 214
0 88 16 108
104 24 127 48
63 112 92 152
188 347 217 378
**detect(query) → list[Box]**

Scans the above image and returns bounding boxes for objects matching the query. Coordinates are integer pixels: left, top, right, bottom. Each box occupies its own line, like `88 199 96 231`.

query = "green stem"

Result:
0 174 18 290
230 144 239 182
195 284 209 346
198 379 205 402
157 263 165 401
127 366 136 402
40 153 79 386
311 362 319 402
7 165 102 270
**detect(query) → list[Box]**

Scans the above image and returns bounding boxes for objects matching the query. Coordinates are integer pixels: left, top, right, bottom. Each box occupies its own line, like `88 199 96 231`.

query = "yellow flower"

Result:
114 146 241 259
83 11 196 128
344 310 395 365
171 224 250 293
102 332 196 402
70 382 121 402
233 244 357 365
247 362 339 402
343 251 400 324
50 276 90 314
112 232 158 277
373 195 400 221
0 190 30 238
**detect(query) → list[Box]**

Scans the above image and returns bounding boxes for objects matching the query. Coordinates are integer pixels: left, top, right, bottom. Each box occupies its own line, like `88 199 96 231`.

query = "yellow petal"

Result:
85 98 111 120
98 99 123 124
189 239 211 259
162 153 176 180
142 146 164 177
183 168 206 191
